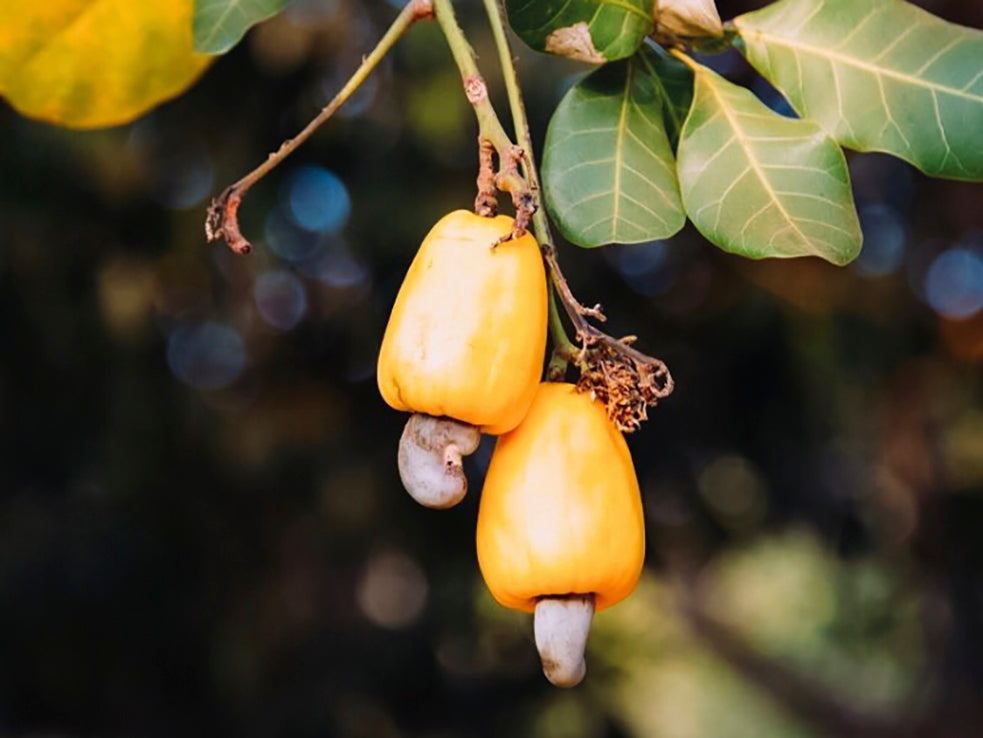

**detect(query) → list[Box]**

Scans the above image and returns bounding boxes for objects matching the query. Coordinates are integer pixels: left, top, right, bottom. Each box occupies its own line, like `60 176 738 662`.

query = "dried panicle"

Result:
576 340 673 432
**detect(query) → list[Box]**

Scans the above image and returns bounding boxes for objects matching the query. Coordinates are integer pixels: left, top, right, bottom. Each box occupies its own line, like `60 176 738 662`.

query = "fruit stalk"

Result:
478 0 675 427
479 0 578 368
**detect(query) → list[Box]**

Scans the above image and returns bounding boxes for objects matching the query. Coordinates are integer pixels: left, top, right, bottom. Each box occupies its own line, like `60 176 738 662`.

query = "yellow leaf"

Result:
0 0 212 129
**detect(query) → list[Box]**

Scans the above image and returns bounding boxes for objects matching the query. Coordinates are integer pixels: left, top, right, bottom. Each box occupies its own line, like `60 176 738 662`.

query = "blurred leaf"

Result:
193 0 291 55
542 48 685 247
734 0 983 181
592 574 818 738
505 0 654 63
676 59 862 264
701 530 925 710
0 1 211 129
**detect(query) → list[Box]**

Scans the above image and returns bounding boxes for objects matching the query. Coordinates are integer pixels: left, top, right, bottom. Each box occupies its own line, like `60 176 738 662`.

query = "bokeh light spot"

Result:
925 248 983 319
854 204 906 277
255 270 307 330
167 322 246 390
697 454 767 531
284 165 351 233
154 146 214 210
606 240 678 297
264 207 324 263
312 247 370 289
357 550 428 629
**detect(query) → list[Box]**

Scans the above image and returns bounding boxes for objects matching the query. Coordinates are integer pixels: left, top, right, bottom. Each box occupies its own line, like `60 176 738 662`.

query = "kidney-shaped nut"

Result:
534 594 595 687
397 413 481 509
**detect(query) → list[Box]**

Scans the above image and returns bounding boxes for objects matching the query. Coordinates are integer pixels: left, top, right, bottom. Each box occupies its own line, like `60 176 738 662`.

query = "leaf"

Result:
505 0 655 63
194 0 291 55
653 0 723 39
542 47 686 247
639 45 693 148
734 0 983 181
675 59 862 264
0 1 211 129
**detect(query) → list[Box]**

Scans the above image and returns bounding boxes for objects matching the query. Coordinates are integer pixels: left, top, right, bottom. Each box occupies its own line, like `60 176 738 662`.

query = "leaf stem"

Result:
206 0 434 254
480 0 675 422
669 47 700 70
478 0 580 368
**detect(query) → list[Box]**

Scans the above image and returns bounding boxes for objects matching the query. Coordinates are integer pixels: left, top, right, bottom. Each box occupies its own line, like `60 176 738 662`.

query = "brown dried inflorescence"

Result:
576 338 673 433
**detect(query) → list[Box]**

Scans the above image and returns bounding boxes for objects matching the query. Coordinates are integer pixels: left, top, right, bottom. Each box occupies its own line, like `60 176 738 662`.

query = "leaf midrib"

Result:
736 23 983 104
197 0 252 51
609 62 634 237
699 68 818 256
19 3 102 72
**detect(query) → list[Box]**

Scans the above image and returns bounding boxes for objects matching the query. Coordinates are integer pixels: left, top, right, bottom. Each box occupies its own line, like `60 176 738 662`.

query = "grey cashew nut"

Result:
534 594 595 688
397 413 481 509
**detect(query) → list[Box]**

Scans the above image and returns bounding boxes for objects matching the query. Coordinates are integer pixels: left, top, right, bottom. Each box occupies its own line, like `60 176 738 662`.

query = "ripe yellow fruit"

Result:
476 382 645 613
377 210 548 435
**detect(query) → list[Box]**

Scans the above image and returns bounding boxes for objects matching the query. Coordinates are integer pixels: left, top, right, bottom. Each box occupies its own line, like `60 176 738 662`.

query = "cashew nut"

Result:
397 413 481 508
534 594 595 687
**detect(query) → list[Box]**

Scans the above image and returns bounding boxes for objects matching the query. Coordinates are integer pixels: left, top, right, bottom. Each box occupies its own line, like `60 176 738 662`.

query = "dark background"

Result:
2 0 983 735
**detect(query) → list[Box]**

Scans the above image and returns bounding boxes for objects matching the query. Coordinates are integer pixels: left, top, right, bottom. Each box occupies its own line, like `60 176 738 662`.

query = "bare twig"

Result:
205 0 434 254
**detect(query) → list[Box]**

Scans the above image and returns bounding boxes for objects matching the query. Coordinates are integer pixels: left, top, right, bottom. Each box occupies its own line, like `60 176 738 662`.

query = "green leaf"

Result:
542 47 686 247
734 0 983 181
505 0 654 63
639 45 693 149
675 60 862 264
193 0 290 54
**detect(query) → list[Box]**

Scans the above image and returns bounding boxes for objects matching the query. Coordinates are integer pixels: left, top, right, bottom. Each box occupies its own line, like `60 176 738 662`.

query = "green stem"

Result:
549 287 578 360
432 0 513 155
479 0 578 368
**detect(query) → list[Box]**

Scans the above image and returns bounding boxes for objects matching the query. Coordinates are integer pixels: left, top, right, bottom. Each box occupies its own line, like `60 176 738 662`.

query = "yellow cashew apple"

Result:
476 382 645 686
377 210 548 508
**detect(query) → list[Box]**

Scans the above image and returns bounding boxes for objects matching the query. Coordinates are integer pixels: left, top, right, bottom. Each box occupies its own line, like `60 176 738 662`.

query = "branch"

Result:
479 0 674 430
205 0 434 254
431 0 512 156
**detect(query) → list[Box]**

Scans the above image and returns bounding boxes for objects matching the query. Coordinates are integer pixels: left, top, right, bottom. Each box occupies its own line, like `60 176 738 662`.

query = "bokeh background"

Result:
2 0 983 735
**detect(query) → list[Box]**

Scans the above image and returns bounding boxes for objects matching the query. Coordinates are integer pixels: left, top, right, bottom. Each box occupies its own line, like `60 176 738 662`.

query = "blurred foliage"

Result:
0 2 210 128
1 0 983 736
